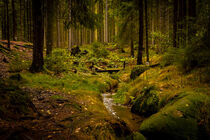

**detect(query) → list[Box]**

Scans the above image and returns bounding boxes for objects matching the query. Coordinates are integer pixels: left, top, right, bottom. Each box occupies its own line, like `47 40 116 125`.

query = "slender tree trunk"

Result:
2 1 7 39
145 0 149 62
19 0 22 40
27 0 30 41
46 0 55 55
68 0 72 51
173 0 178 48
12 0 17 41
30 0 44 72
57 10 61 48
23 0 26 40
131 38 134 58
97 1 103 42
137 0 143 65
105 0 108 42
187 0 196 41
6 0 10 49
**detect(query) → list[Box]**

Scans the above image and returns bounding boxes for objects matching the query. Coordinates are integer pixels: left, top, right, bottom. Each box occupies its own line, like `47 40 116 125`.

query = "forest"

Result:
0 0 209 139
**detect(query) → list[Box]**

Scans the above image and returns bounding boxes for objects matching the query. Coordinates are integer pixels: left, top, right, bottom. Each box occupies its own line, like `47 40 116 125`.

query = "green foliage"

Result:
63 0 101 29
160 47 180 67
0 81 31 119
21 72 115 94
44 49 72 74
91 42 109 58
9 52 31 72
130 65 148 80
161 44 210 73
151 31 172 54
113 83 129 104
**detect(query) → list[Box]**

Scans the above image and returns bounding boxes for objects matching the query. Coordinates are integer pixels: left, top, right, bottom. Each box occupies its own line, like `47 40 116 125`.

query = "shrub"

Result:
160 47 180 67
44 49 71 74
151 31 172 54
92 42 109 58
9 52 31 72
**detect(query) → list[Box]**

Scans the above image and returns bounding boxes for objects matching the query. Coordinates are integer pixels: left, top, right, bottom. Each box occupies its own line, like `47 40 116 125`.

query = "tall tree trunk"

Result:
104 0 108 42
97 1 103 42
12 0 17 41
19 0 22 40
173 0 178 48
57 9 61 48
23 0 26 40
68 0 72 51
2 1 7 39
27 0 30 41
137 0 143 65
30 0 44 72
187 0 196 41
144 0 149 62
46 0 55 55
6 0 10 49
130 38 134 58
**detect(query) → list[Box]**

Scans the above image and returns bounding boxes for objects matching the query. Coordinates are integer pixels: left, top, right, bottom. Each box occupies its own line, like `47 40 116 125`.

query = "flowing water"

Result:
102 93 144 132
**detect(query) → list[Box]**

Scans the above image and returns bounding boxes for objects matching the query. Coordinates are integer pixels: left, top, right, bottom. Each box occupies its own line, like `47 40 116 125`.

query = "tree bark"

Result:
6 0 10 49
12 0 17 41
30 0 44 72
137 0 143 65
145 0 149 62
46 0 55 55
104 0 108 42
173 0 178 48
131 38 134 58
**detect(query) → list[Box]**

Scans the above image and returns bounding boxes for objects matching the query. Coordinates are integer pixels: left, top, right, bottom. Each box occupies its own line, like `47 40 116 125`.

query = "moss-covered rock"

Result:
132 132 146 140
130 65 148 80
131 86 159 116
139 92 210 140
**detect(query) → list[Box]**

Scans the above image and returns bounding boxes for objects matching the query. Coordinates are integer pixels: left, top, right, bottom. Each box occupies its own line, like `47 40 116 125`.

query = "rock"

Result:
139 92 210 140
132 132 146 140
131 86 159 116
130 65 148 80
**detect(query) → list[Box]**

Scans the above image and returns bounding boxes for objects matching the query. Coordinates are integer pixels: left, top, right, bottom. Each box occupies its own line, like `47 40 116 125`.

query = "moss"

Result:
132 132 146 140
50 95 65 100
139 92 210 140
131 86 159 116
130 65 149 80
0 81 33 119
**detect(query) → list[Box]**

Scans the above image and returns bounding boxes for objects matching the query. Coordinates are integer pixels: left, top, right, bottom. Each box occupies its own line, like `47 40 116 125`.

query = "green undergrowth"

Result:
113 54 210 139
20 72 117 94
0 80 34 120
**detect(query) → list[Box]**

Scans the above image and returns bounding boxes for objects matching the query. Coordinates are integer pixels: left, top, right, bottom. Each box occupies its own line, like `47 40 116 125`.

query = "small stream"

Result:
102 93 144 132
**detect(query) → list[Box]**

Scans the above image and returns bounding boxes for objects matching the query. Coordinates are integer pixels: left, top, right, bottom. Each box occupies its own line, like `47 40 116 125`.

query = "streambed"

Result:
102 93 144 132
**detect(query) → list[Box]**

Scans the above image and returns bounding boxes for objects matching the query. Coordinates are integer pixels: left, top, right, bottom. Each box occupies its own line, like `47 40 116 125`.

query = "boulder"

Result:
139 92 210 140
130 65 148 80
131 86 159 116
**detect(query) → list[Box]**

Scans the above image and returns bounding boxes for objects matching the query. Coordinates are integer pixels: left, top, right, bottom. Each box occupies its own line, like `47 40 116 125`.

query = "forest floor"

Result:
0 41 209 140
0 42 136 140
